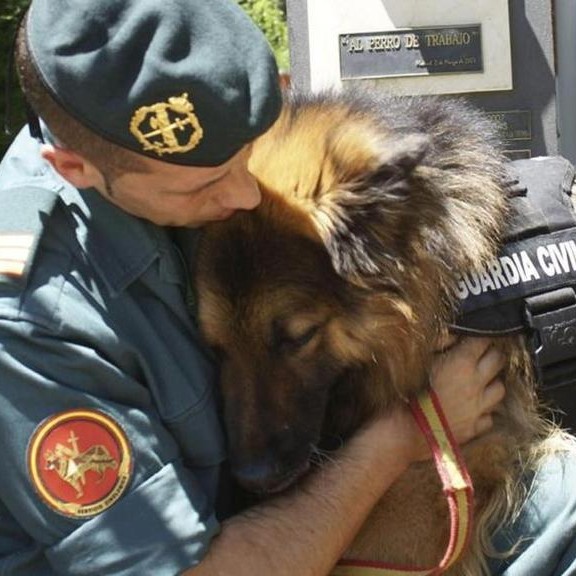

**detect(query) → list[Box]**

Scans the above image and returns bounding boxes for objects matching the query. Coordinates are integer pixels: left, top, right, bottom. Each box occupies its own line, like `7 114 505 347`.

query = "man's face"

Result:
96 146 260 227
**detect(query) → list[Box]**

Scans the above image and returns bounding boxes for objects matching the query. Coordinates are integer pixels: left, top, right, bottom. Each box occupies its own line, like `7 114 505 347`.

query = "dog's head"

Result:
193 90 507 494
195 193 389 493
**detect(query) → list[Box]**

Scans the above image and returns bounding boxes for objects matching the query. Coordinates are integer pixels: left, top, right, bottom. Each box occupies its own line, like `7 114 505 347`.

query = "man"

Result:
0 0 505 574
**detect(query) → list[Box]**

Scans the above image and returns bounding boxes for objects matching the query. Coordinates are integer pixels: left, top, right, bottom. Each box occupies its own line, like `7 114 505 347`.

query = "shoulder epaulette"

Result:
0 185 60 285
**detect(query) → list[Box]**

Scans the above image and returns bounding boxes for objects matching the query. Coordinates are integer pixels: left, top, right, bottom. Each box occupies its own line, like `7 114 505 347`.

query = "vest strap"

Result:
525 287 576 386
453 156 576 429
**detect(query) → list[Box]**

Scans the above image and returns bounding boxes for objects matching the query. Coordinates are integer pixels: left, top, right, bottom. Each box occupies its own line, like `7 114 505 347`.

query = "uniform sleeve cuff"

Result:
46 462 219 575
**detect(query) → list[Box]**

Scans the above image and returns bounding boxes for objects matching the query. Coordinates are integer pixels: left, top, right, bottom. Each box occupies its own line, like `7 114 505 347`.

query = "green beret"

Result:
26 0 282 166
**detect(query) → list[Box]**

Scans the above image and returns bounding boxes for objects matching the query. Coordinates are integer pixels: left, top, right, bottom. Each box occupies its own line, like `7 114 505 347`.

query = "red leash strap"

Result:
332 389 474 576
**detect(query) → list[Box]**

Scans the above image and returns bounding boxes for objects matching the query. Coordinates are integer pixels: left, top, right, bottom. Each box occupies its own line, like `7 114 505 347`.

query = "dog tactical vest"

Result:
453 156 576 430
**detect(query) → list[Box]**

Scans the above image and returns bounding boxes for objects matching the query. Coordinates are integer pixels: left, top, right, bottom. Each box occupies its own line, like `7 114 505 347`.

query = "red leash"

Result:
332 389 474 576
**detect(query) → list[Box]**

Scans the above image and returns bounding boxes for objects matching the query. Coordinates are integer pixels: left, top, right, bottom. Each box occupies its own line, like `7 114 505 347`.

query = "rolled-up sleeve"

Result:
46 463 219 575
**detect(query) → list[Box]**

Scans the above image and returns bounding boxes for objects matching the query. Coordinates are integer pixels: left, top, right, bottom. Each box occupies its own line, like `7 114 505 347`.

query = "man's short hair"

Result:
15 20 148 178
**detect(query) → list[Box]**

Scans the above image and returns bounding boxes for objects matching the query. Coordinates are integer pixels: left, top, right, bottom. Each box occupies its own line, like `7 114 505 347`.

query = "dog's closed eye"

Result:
273 320 323 353
284 325 320 348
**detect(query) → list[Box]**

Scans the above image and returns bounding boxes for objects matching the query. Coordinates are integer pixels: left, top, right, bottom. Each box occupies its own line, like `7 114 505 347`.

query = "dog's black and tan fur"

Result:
190 89 571 574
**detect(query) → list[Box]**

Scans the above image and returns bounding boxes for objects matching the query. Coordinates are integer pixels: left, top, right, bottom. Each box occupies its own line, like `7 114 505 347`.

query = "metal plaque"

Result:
503 149 532 160
299 0 512 96
339 25 482 80
485 110 532 160
486 110 532 141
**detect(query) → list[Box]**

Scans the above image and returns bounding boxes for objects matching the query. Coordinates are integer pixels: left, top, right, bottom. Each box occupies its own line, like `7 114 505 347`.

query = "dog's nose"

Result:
234 461 278 492
233 458 310 495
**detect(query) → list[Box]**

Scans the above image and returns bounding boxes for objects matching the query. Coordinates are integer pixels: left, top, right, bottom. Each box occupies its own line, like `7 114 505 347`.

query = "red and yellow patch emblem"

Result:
27 409 132 518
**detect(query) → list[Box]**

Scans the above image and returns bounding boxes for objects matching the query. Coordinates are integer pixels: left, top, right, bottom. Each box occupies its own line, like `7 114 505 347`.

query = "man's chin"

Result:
210 209 236 221
146 210 238 228
184 210 237 227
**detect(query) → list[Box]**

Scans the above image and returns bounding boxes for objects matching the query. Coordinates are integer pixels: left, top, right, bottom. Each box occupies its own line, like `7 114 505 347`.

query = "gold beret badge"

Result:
129 93 204 157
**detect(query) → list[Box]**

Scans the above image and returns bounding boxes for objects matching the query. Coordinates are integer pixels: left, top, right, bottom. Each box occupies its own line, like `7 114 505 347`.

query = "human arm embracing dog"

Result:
184 337 505 576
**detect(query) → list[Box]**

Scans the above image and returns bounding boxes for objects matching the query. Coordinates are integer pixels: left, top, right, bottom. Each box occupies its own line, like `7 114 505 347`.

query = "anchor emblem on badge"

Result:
129 93 204 156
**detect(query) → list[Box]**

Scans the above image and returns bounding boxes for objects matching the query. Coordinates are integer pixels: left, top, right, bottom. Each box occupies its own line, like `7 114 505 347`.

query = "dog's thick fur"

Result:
191 88 571 574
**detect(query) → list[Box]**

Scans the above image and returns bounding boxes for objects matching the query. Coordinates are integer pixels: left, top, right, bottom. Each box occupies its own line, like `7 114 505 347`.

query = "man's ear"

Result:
40 144 102 189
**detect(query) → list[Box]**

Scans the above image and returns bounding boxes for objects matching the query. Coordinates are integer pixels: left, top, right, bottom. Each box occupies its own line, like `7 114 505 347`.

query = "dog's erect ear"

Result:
312 132 433 282
370 133 430 177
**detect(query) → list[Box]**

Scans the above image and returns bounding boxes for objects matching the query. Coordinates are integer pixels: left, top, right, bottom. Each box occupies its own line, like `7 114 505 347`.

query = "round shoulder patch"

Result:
27 409 133 518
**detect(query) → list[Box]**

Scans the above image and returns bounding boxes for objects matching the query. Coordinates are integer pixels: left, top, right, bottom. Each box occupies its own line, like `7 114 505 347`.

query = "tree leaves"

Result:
1 0 28 157
237 0 290 71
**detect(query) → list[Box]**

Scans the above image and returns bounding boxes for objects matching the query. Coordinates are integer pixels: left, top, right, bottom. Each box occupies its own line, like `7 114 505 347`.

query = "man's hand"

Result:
430 336 506 444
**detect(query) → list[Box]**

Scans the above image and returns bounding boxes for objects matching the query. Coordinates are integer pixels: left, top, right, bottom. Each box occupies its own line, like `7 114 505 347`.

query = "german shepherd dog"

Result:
188 88 572 574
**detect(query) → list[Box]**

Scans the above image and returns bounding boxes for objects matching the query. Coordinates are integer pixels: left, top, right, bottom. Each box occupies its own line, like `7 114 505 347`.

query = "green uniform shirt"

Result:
0 127 226 574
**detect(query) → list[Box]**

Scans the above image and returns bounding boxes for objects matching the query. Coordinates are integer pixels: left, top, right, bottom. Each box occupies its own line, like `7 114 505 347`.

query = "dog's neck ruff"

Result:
453 156 576 400
332 389 473 576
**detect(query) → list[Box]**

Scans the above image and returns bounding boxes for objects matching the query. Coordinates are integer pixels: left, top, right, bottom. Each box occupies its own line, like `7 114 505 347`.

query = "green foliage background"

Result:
237 0 289 71
0 0 28 158
0 0 289 158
